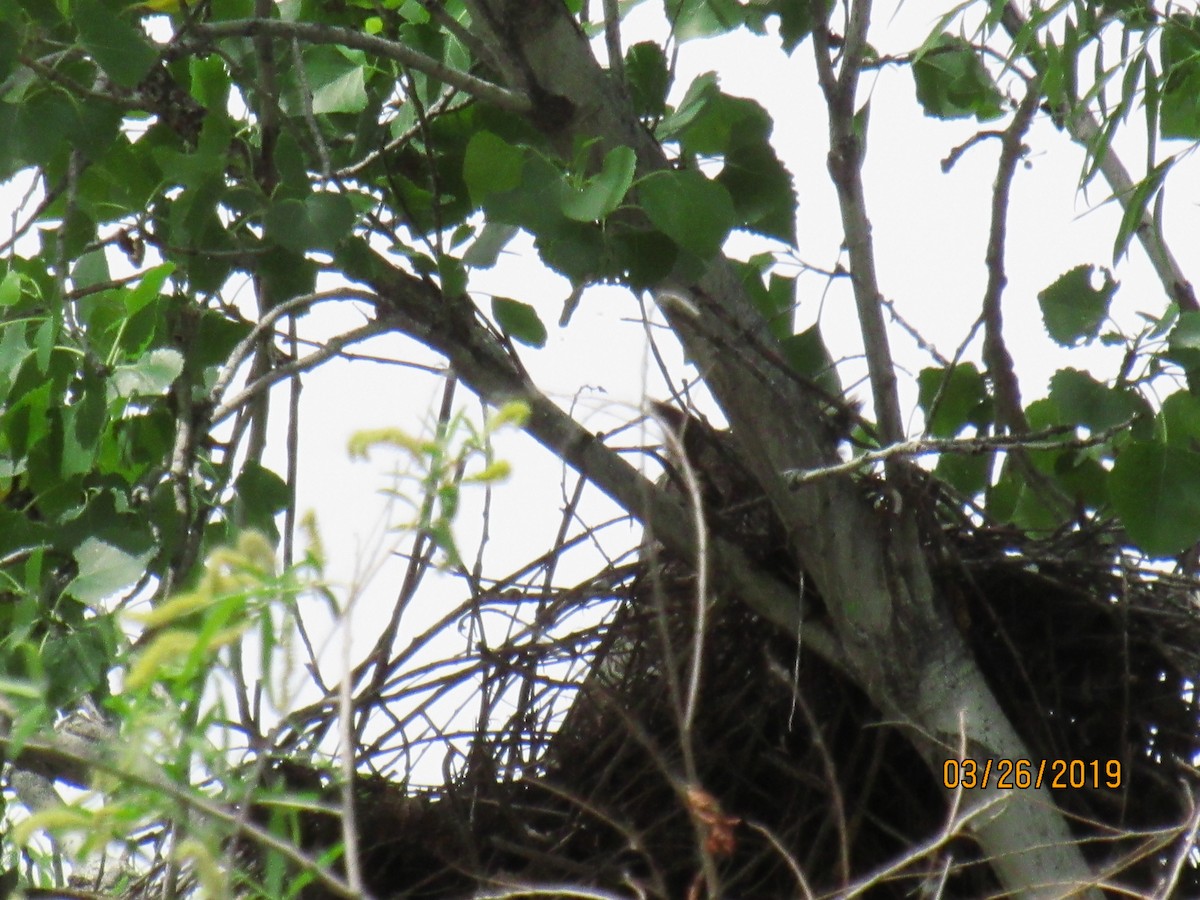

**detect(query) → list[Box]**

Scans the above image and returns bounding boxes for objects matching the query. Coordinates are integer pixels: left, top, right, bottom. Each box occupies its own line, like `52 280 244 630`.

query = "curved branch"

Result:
211 316 393 425
211 289 377 405
191 19 532 114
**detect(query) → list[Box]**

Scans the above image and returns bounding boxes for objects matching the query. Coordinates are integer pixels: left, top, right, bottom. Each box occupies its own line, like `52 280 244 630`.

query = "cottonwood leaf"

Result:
561 146 636 222
1110 441 1200 556
492 297 547 348
1038 265 1116 346
638 170 735 259
110 348 184 399
67 538 153 604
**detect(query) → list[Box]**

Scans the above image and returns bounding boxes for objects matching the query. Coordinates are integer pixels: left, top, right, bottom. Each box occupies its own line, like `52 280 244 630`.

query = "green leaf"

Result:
1037 265 1116 346
71 249 109 292
1160 14 1200 139
917 363 987 438
491 297 547 348
666 0 745 41
0 19 18 86
42 619 114 705
463 222 519 269
1160 391 1200 448
305 192 356 249
0 270 21 307
535 220 605 283
1048 368 1146 432
737 264 793 339
236 462 290 514
717 127 796 244
1112 160 1170 263
232 463 289 540
66 537 153 604
266 193 354 255
61 379 105 477
1168 312 1200 353
658 72 720 140
437 253 467 295
780 324 841 396
190 55 230 110
10 90 74 168
609 228 678 289
299 46 369 115
935 451 990 496
1165 313 1200 390
265 198 308 254
1110 441 1200 556
74 0 156 89
125 263 176 317
684 92 766 155
561 146 637 222
774 0 830 52
4 378 51 458
638 169 735 259
257 246 317 308
913 34 1005 121
658 83 798 244
625 42 670 116
0 322 32 393
464 131 525 205
34 318 55 373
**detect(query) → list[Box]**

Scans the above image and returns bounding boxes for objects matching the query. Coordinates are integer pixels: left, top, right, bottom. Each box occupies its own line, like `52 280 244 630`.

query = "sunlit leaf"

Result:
66 538 154 604
109 348 184 399
561 146 637 222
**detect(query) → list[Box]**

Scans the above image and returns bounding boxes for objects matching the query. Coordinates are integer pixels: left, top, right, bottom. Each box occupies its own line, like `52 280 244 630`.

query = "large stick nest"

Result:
250 418 1200 898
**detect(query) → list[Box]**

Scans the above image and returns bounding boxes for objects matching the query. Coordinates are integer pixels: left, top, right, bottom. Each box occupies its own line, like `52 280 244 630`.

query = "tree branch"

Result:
349 252 837 663
190 19 532 114
982 83 1040 434
783 421 1130 487
812 4 905 449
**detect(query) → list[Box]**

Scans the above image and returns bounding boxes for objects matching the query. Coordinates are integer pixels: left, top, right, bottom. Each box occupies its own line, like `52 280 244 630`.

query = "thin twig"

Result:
211 317 393 425
784 421 1129 488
